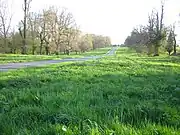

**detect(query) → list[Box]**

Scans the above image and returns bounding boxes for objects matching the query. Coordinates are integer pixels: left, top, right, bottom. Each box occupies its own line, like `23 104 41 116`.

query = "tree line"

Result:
124 1 178 56
0 0 111 55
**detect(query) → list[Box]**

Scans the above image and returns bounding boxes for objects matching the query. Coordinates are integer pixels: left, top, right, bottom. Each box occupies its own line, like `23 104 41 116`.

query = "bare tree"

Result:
53 8 76 54
145 1 166 56
0 0 12 53
147 11 156 55
28 12 38 54
9 28 22 54
153 1 165 56
19 0 32 54
36 11 48 55
79 34 93 52
36 9 52 55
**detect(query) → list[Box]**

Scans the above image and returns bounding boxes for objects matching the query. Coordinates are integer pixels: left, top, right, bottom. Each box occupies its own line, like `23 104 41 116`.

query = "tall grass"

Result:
0 47 180 134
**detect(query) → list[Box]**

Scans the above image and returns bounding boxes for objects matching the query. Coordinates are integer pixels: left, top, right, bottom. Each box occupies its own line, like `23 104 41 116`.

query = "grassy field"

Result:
0 48 111 64
0 47 180 134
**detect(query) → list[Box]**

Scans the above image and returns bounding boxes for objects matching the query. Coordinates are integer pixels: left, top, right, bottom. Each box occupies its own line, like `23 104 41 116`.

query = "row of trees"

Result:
124 1 178 56
0 0 111 55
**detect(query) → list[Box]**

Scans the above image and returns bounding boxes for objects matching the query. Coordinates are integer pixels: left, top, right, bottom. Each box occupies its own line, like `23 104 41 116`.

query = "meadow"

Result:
0 47 180 135
0 48 110 64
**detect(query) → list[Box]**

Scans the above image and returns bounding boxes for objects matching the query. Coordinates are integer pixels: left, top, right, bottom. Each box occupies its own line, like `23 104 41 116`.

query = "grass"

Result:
0 47 180 134
0 47 111 64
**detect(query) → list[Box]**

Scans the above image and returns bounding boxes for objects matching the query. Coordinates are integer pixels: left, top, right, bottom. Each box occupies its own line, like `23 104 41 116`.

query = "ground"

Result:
0 47 116 71
0 47 180 135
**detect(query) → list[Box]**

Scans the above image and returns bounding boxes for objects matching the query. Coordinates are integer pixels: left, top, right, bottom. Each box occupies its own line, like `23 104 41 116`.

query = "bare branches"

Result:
0 0 13 52
124 1 167 56
20 0 32 54
160 1 164 32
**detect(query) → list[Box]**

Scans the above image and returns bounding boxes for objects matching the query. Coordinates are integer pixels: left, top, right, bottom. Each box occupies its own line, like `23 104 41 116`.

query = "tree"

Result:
147 11 156 55
28 12 39 54
124 26 149 53
145 3 166 56
166 30 173 55
0 3 111 55
152 1 166 56
79 34 93 52
124 1 167 56
54 8 76 54
19 0 32 54
0 0 12 53
104 36 112 47
91 34 111 49
63 26 79 55
8 28 22 54
172 23 177 55
35 10 49 55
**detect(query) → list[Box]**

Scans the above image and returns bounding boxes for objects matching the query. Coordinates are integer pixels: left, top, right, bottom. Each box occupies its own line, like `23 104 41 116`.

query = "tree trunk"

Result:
21 39 27 54
40 40 43 55
13 49 16 54
23 0 27 55
173 38 176 55
45 46 49 55
154 46 159 56
66 49 70 55
55 43 59 55
147 44 152 56
168 51 171 56
10 48 13 54
32 45 36 55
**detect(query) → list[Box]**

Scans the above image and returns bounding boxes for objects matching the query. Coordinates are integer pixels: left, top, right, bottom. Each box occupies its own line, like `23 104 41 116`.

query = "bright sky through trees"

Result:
10 0 180 44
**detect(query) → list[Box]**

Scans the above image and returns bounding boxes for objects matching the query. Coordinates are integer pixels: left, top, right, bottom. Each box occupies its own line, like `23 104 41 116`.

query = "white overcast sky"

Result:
9 0 180 44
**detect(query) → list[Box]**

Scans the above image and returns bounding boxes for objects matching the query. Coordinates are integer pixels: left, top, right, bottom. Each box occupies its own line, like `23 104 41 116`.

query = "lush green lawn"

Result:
0 47 180 134
0 48 111 64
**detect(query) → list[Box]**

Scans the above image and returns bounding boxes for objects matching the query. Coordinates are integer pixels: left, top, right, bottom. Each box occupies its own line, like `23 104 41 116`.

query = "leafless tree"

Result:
19 0 32 54
9 28 21 54
53 8 76 54
0 0 12 53
36 12 47 55
153 1 165 56
145 1 166 56
28 12 38 54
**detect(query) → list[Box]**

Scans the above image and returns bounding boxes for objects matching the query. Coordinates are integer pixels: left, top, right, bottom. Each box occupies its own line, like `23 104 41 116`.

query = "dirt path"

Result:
0 47 118 71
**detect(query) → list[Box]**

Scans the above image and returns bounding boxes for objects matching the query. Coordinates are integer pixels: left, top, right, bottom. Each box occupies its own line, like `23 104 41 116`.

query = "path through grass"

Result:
0 47 180 134
0 48 111 64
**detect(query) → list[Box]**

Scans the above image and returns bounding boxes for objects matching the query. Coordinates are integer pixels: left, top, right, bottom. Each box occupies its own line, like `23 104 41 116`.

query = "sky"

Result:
9 0 180 44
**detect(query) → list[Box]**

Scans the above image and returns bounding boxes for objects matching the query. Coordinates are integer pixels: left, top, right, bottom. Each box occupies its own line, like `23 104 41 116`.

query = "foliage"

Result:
0 48 180 134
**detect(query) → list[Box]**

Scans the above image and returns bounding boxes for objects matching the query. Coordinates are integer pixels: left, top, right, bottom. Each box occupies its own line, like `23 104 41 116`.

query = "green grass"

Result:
0 48 111 64
0 47 180 134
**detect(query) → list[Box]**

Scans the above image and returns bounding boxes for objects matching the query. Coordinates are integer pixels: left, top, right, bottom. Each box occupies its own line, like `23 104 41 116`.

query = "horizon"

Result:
9 0 180 44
